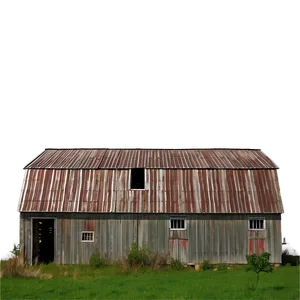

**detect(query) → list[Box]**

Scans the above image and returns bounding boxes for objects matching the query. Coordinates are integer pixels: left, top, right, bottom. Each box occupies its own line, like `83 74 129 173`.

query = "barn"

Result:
18 148 284 265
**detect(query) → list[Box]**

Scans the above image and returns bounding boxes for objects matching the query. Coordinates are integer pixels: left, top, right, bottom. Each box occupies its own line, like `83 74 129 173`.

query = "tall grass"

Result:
2 256 24 277
1 256 52 279
89 249 110 268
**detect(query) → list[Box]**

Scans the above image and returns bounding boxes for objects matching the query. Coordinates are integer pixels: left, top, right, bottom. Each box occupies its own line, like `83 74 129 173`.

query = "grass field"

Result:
1 263 299 299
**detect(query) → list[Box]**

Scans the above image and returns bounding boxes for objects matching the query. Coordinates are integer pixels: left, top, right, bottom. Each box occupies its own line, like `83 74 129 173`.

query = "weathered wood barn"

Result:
18 148 284 265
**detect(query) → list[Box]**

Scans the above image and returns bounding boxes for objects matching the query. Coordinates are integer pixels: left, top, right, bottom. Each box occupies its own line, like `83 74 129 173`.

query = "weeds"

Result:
89 249 110 268
202 260 212 270
170 258 184 270
10 244 20 257
0 259 5 269
127 243 151 267
1 256 52 279
217 263 228 271
149 252 168 270
113 243 169 274
2 256 24 277
115 256 132 275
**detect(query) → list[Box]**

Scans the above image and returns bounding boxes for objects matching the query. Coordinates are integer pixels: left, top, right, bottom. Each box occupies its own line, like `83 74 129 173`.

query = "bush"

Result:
127 243 151 267
202 260 212 270
89 249 109 268
170 258 184 270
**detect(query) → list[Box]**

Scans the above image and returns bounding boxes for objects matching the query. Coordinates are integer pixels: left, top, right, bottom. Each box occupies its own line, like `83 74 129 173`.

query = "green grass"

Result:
1 264 299 299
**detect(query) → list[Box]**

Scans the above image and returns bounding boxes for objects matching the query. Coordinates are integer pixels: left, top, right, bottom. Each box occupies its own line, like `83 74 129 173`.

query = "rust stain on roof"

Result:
18 169 283 214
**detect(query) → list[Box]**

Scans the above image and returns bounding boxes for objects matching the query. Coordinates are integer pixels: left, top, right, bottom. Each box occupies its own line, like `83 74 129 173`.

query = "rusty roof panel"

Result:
46 144 256 149
25 148 278 169
18 169 283 213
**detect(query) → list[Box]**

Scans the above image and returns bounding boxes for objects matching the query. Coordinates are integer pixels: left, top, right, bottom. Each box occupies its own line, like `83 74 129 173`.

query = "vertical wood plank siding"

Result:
20 213 282 265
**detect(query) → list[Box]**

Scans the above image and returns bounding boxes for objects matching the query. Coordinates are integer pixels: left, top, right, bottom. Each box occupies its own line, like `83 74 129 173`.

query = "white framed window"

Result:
249 219 265 230
81 231 94 242
170 217 186 230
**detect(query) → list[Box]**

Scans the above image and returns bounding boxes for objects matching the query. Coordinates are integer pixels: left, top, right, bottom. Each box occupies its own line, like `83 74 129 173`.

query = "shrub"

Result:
246 252 273 290
127 243 151 267
170 258 184 270
89 249 108 268
202 260 212 270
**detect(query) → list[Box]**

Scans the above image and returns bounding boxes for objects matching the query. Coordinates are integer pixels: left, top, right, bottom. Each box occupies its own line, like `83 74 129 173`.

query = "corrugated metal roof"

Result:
18 169 283 213
25 148 278 169
45 144 256 149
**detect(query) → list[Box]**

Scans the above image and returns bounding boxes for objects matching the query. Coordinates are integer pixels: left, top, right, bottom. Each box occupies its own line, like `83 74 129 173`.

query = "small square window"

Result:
131 168 145 189
249 219 265 230
81 231 94 242
170 218 186 230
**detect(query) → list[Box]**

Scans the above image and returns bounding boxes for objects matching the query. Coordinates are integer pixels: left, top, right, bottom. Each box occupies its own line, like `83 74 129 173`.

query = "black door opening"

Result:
32 219 54 264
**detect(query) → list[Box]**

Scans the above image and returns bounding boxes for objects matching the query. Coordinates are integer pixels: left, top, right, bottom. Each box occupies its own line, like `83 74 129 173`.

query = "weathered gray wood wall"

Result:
20 213 282 265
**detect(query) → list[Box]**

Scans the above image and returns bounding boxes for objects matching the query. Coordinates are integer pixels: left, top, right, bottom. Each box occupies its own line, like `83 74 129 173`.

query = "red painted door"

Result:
169 239 188 263
248 239 265 255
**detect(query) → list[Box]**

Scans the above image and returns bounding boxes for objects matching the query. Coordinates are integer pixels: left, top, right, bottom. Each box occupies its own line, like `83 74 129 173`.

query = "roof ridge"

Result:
45 144 260 150
24 148 278 170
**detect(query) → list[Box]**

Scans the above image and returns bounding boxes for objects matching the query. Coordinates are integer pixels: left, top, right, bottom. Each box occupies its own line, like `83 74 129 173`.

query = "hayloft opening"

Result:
131 168 145 189
32 219 54 264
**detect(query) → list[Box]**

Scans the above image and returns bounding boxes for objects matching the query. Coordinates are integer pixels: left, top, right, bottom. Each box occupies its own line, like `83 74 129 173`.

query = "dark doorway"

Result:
32 219 54 264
